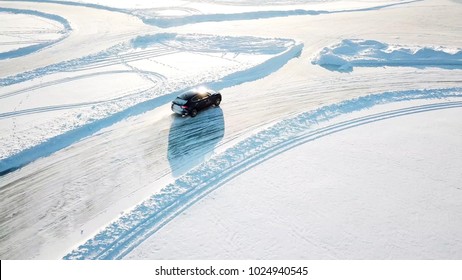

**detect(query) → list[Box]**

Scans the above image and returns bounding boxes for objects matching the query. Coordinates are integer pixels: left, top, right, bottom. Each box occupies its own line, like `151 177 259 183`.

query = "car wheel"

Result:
214 97 221 107
190 109 198 117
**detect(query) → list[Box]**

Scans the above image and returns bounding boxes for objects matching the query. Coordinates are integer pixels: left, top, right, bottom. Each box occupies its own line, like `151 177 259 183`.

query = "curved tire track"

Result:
0 39 301 175
64 88 462 259
0 7 72 60
137 0 422 27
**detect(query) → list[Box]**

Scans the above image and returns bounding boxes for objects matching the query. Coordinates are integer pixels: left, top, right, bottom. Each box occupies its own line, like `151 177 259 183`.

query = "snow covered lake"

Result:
0 0 461 260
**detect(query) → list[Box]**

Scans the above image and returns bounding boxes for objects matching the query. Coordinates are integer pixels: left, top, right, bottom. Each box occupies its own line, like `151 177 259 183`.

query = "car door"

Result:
191 95 201 109
201 93 212 108
195 93 209 109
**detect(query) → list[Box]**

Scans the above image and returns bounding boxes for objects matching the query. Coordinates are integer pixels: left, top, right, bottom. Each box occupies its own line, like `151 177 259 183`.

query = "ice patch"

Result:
312 39 462 72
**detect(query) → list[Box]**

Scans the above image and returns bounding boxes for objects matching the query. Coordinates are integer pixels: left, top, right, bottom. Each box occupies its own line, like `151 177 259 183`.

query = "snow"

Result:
0 32 300 172
0 8 69 58
125 98 462 259
0 0 461 260
63 88 462 259
312 39 462 72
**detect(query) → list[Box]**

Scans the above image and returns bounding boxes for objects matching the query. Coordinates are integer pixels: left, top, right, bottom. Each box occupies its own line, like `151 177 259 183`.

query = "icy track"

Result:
0 32 302 174
0 0 462 259
64 88 462 260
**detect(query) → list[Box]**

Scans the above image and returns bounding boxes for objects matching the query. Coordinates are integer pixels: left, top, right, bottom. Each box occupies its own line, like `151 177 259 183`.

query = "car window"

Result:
198 93 209 100
191 95 200 102
173 98 187 105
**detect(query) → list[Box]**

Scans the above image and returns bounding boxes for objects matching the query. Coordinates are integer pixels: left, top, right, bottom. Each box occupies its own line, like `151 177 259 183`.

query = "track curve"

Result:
64 88 462 259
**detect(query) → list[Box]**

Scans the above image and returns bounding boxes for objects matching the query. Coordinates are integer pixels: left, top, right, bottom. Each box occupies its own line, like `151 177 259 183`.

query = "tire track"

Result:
63 88 462 260
70 46 178 72
0 38 300 175
0 45 172 86
0 70 136 100
0 7 71 60
0 87 151 119
139 0 422 27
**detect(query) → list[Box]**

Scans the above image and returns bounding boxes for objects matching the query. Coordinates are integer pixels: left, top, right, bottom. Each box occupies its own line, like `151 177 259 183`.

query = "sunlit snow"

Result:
0 0 461 260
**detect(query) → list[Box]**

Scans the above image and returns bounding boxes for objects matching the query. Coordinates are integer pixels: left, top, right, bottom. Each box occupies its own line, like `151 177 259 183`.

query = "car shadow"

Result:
167 106 225 177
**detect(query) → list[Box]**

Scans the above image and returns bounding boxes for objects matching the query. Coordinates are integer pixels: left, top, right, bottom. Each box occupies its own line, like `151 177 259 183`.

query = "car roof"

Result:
177 91 196 99
177 90 212 100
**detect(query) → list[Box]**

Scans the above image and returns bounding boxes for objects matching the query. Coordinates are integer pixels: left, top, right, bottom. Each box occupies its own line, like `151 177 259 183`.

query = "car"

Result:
171 88 222 117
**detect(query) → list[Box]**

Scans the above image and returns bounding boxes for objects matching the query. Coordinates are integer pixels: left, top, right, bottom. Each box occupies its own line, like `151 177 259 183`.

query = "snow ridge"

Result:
0 7 72 60
10 0 422 28
134 0 421 27
138 9 324 28
0 36 301 175
313 39 462 72
9 0 127 14
64 87 462 260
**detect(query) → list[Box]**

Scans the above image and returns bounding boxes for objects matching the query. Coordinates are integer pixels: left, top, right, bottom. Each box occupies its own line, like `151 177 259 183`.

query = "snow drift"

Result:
312 39 462 72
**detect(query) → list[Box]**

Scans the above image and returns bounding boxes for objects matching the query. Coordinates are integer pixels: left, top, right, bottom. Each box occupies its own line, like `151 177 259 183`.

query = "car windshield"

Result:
173 97 187 105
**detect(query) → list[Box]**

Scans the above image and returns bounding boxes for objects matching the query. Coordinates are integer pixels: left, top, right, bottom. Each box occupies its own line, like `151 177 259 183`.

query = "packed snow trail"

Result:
1 0 461 259
135 0 423 27
0 7 71 59
0 0 151 77
0 38 302 174
64 88 462 259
